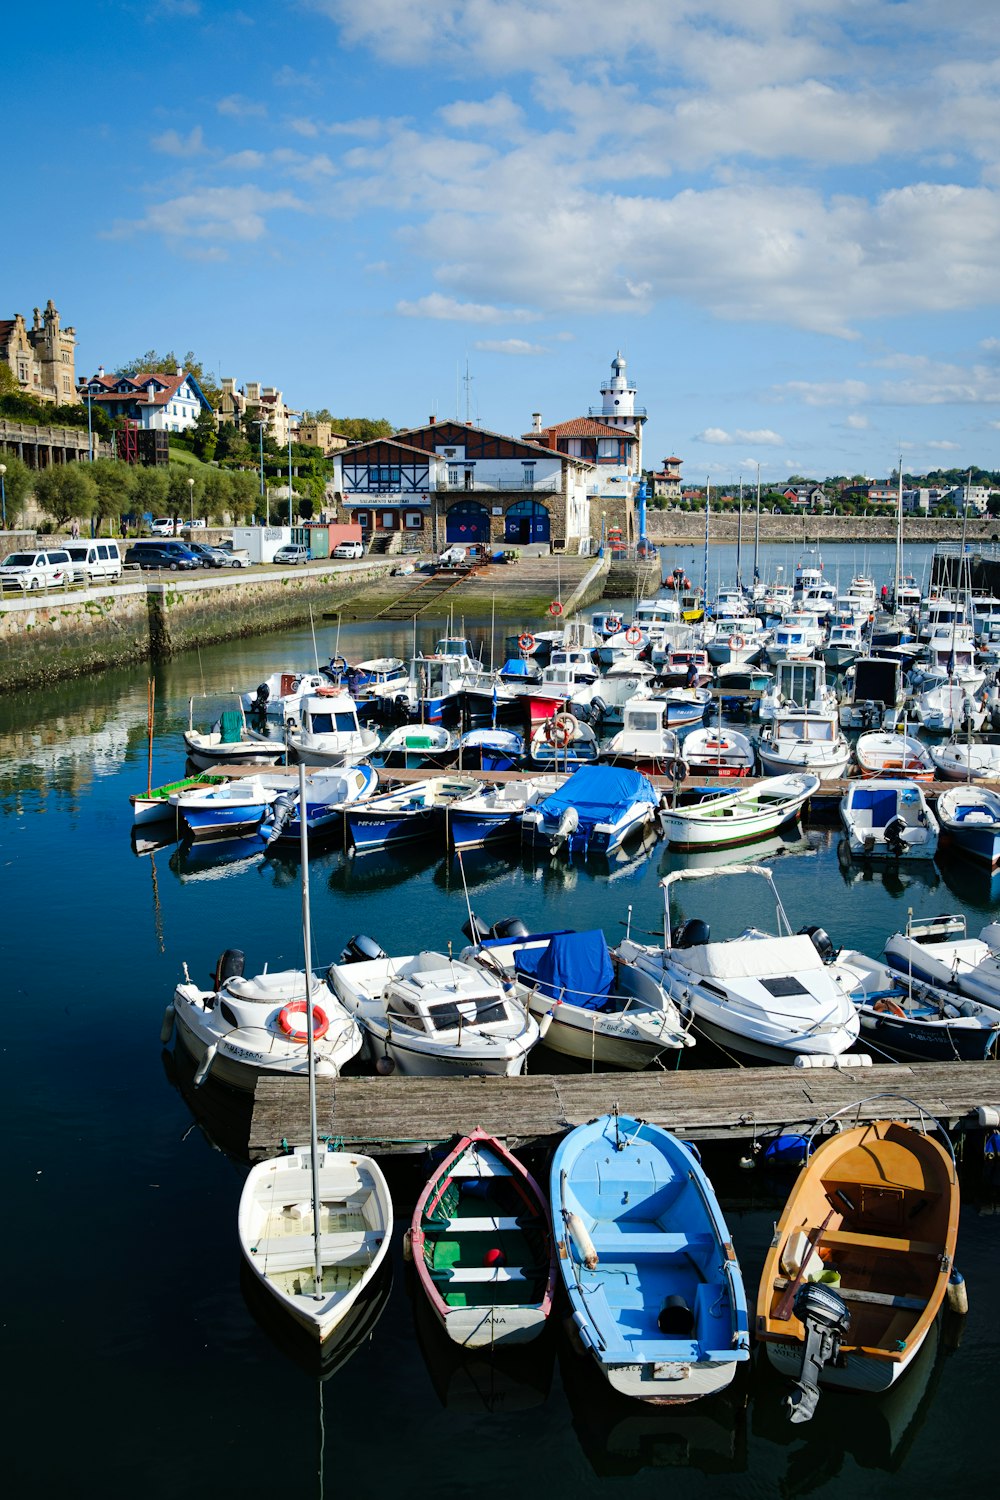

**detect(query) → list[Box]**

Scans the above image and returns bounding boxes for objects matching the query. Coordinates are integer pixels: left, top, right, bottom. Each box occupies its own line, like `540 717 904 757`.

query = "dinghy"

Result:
884 912 1000 1015
928 735 1000 782
830 948 1000 1061
345 775 484 851
551 1112 750 1402
681 725 756 778
935 784 1000 866
183 700 284 771
521 765 659 856
756 1113 959 1415
840 779 938 861
855 730 933 781
409 1131 556 1348
659 772 817 851
169 774 283 841
130 773 226 826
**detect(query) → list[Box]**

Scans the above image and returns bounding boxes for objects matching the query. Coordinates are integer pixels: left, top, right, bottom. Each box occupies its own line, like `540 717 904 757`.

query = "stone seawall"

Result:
644 513 1000 544
0 561 393 692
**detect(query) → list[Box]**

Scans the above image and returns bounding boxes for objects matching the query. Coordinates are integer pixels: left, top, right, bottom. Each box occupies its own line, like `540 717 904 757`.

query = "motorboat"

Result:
627 865 861 1063
756 1115 959 1412
261 764 380 846
681 725 756 778
370 724 455 768
410 639 482 722
183 699 284 771
757 708 852 781
935 784 1000 866
909 675 986 736
854 730 934 781
822 621 866 672
659 686 711 728
284 690 380 766
529 714 600 769
409 1130 556 1349
928 735 1000 781
840 779 939 861
169 773 283 841
466 924 694 1068
830 948 1000 1061
570 671 654 730
765 614 824 666
345 774 484 851
130 772 226 826
657 649 712 689
883 912 1000 1014
759 659 837 723
239 1145 393 1342
599 697 682 774
446 775 565 850
327 941 539 1076
551 1112 749 1402
520 765 659 856
242 670 330 722
838 658 905 731
704 616 765 667
167 947 364 1091
454 728 524 771
659 773 818 851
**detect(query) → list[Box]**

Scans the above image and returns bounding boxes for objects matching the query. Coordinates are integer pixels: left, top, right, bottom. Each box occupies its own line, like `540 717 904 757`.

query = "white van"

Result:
64 541 123 585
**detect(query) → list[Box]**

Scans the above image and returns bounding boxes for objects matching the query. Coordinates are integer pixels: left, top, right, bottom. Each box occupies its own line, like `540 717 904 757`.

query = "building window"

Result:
355 510 370 529
379 510 396 529
523 464 535 486
404 512 423 529
448 466 462 488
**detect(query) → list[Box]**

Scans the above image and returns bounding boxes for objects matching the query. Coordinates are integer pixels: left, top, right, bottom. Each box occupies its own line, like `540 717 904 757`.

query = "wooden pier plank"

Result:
248 1061 1000 1160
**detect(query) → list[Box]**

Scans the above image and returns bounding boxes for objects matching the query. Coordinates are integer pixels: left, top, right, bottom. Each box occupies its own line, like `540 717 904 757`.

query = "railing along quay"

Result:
249 1061 1000 1160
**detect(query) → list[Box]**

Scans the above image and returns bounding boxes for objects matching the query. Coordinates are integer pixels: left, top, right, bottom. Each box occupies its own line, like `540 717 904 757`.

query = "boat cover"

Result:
515 930 614 1010
500 658 533 677
848 785 897 826
676 933 824 981
536 765 656 823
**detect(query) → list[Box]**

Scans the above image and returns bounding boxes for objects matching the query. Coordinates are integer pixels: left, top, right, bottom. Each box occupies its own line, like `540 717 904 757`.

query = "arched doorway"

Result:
504 499 550 544
445 500 490 544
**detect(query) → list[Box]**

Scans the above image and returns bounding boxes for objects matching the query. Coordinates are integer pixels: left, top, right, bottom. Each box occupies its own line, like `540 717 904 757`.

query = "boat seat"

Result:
430 1266 534 1283
425 1216 526 1233
250 1228 384 1270
772 1277 928 1311
587 1231 713 1258
821 1229 941 1256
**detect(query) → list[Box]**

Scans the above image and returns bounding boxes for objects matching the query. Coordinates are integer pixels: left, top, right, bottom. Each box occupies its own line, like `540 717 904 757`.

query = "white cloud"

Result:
845 413 870 430
109 185 307 246
695 426 784 446
927 440 961 450
152 126 205 157
396 293 539 323
473 339 547 355
439 94 523 132
217 94 267 119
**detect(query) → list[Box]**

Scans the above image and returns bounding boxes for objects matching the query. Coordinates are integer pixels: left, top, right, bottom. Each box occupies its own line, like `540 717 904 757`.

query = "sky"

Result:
7 0 1000 483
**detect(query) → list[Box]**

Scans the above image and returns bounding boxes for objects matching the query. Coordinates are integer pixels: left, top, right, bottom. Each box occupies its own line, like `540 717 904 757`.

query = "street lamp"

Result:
287 433 293 531
188 476 194 530
0 464 6 530
86 390 93 462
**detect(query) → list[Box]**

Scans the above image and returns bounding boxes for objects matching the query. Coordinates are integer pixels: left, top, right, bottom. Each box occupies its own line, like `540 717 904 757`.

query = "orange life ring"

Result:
729 633 745 651
606 615 622 633
278 999 330 1042
625 625 642 645
873 997 906 1019
544 712 575 748
518 632 536 653
315 685 345 697
549 600 564 617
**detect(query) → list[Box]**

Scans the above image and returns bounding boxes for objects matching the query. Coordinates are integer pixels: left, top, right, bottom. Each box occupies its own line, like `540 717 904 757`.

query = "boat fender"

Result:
214 948 245 991
947 1269 969 1316
665 755 688 783
402 1228 413 1262
657 1294 694 1336
278 1000 331 1042
564 1212 599 1269
973 1105 1000 1129
160 1002 176 1044
538 1010 555 1039
193 1042 217 1088
484 1247 506 1267
375 1053 396 1076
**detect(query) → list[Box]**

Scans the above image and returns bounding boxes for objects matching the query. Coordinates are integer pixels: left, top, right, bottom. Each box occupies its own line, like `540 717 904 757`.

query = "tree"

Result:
228 468 260 523
129 464 169 518
329 417 394 442
115 349 221 407
167 467 204 524
0 448 32 524
215 423 253 464
202 468 232 524
190 407 218 462
88 458 134 529
0 365 18 397
34 463 98 527
987 493 1000 519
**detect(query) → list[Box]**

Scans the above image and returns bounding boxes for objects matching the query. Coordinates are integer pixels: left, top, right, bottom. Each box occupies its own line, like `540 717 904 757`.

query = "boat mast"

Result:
894 451 903 609
298 759 324 1300
702 477 710 613
736 475 743 593
753 463 761 589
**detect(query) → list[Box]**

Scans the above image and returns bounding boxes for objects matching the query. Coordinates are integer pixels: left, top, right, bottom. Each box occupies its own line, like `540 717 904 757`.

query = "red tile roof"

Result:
542 417 631 439
87 371 187 408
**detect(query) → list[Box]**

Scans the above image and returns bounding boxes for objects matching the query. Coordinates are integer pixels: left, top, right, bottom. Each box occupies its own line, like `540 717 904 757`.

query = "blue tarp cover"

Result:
515 929 614 1010
500 658 533 677
537 764 657 826
851 786 897 826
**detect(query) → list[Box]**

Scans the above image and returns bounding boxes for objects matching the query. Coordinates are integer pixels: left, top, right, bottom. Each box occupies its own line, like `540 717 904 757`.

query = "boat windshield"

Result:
777 718 833 742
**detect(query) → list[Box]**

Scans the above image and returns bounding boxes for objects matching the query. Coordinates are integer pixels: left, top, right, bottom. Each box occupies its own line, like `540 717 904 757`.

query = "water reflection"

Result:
937 853 1000 913
160 1045 253 1164
410 1284 554 1413
327 841 440 894
240 1257 393 1382
658 826 817 877
836 840 941 896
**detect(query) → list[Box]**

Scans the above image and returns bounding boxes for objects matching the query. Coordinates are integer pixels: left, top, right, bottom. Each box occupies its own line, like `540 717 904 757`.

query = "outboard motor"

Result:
884 815 907 858
461 912 490 944
590 696 609 721
554 806 579 843
264 789 298 847
212 948 245 990
339 933 388 964
798 925 835 962
675 918 710 949
490 916 529 942
785 1280 851 1424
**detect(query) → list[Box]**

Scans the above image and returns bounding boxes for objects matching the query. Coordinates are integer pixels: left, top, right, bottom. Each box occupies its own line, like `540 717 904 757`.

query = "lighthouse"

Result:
593 351 646 473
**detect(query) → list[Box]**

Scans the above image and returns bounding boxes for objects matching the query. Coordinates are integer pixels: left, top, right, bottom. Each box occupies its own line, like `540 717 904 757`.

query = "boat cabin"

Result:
773 659 830 709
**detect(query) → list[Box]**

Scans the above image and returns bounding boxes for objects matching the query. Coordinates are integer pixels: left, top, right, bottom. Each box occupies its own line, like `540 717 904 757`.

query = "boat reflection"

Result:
411 1281 554 1413
937 851 1000 914
558 1328 748 1476
160 1044 254 1163
240 1257 393 1381
327 840 440 895
751 1318 946 1490
836 839 941 895
168 833 268 883
658 826 816 877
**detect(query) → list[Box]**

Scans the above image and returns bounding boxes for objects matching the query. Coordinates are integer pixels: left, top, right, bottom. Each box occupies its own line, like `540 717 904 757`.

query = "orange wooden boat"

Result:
755 1113 959 1419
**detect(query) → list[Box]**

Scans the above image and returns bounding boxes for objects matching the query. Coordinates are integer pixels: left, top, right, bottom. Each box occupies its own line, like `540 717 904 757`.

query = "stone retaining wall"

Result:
644 513 1000 544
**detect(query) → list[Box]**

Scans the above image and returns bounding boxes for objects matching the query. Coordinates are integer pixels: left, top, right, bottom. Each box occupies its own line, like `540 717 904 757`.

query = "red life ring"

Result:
544 712 575 748
278 999 330 1042
606 615 622 633
549 600 564 617
518 632 536 652
625 625 642 645
873 997 906 1019
728 633 745 651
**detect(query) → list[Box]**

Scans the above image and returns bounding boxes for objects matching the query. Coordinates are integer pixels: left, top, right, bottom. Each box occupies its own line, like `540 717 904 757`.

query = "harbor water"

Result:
2 540 996 1498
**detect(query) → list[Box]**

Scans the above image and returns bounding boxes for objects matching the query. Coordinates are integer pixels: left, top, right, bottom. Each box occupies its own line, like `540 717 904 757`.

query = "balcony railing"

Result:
587 405 647 419
438 476 561 492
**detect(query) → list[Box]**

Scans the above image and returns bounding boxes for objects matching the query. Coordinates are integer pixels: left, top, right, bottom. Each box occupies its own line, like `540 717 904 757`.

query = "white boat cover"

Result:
677 933 824 981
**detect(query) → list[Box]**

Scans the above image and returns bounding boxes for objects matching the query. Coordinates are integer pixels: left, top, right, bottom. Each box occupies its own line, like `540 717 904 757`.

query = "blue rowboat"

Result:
551 1112 749 1403
169 775 281 841
346 775 483 852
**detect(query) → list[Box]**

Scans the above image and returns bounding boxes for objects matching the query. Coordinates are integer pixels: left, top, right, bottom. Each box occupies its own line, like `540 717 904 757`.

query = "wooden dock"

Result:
248 1061 1000 1160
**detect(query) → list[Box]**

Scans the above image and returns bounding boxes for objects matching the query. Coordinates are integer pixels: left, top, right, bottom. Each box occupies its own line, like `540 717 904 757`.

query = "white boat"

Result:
855 730 934 780
372 724 454 764
759 659 837 723
765 615 824 666
822 621 865 671
169 953 364 1090
328 946 540 1075
840 778 939 860
929 735 1000 781
529 714 600 768
757 708 852 780
681 725 756 778
936 784 1000 866
910 676 986 736
659 685 712 728
659 773 818 850
238 1146 393 1342
169 773 283 841
242 670 330 722
183 698 284 771
284 691 380 766
627 865 861 1063
464 924 695 1068
884 912 1000 1014
599 696 681 773
571 670 654 728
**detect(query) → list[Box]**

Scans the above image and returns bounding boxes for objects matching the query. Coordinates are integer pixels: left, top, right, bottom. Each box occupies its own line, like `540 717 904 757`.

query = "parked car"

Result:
124 542 201 571
64 541 123 585
333 540 365 560
272 544 309 565
216 540 251 568
186 541 231 569
149 517 178 536
0 549 73 591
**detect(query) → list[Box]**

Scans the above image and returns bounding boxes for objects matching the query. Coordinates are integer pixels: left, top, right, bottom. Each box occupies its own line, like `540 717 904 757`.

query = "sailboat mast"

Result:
298 759 324 1299
753 463 761 588
894 452 903 608
702 478 711 613
736 476 743 591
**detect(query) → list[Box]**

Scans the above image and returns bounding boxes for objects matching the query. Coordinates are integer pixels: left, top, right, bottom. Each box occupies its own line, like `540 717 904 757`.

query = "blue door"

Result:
446 501 490 544
504 499 550 544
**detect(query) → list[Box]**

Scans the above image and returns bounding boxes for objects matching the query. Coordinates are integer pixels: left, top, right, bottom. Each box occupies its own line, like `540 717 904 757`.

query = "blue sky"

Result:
8 1 1000 481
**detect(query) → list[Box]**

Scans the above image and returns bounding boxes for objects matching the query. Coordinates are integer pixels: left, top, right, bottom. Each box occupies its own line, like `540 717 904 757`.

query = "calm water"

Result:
2 540 996 1498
